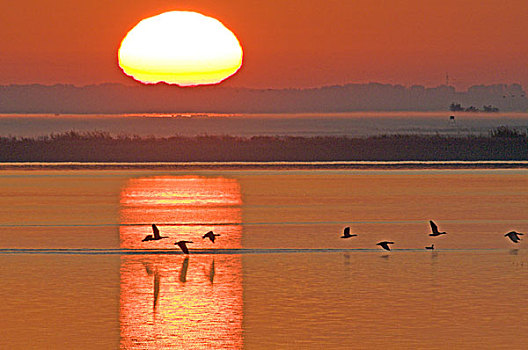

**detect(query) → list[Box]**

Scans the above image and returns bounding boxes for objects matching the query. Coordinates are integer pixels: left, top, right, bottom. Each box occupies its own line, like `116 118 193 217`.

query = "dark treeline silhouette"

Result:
0 130 526 162
1 82 527 113
449 103 500 113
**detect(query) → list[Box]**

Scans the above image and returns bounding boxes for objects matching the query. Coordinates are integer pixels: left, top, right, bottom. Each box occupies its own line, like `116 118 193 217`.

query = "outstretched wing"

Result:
203 231 215 242
377 241 393 251
430 221 439 234
505 232 519 243
343 227 350 236
152 224 160 239
508 233 521 243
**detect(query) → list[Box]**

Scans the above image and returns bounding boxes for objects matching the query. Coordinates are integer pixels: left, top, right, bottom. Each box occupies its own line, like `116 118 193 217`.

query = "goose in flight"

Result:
341 227 358 239
429 220 447 236
142 224 168 242
376 241 394 251
202 230 221 243
505 231 524 243
175 240 193 254
425 244 435 250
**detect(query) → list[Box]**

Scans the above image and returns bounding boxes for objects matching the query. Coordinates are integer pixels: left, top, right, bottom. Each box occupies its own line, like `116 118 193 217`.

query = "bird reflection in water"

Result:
208 259 215 284
119 176 244 349
179 257 190 283
153 270 160 311
343 253 351 266
142 261 161 313
121 255 243 349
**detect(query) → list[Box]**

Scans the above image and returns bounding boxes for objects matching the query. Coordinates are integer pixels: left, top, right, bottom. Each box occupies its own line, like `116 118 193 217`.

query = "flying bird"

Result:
505 231 524 243
376 241 394 251
202 230 221 243
425 244 435 250
175 240 193 254
341 227 358 239
142 224 168 241
429 220 447 236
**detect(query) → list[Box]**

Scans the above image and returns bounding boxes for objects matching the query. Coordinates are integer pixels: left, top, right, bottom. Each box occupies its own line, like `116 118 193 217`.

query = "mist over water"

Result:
1 112 528 138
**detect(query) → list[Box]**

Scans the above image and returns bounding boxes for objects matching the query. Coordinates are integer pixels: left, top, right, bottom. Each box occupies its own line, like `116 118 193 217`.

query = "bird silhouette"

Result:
142 224 168 242
429 220 447 236
175 240 193 254
376 241 394 251
425 244 435 250
341 227 358 239
202 230 221 243
505 231 524 243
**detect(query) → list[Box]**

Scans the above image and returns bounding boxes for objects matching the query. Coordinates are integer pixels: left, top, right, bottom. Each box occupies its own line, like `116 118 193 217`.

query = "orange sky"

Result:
1 0 527 90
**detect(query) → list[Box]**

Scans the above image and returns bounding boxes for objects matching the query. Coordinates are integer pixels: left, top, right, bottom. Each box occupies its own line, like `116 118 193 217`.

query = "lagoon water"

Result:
0 166 527 349
1 112 528 138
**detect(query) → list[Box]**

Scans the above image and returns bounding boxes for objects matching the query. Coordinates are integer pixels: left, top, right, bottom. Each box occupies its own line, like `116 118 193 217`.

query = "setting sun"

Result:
118 11 243 86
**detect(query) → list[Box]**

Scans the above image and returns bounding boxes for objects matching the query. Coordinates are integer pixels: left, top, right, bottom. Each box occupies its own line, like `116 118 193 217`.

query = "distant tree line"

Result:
449 103 499 112
1 82 527 113
0 129 526 162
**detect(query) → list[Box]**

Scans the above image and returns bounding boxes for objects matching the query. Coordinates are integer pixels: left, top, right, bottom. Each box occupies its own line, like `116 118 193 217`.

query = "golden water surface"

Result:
0 169 527 349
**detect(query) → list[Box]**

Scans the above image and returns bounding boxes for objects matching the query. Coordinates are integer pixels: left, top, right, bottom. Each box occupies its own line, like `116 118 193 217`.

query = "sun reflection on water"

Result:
119 176 243 349
119 176 242 249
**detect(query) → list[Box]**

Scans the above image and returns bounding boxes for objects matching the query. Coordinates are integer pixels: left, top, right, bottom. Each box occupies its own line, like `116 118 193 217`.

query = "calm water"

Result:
1 111 528 137
0 167 527 349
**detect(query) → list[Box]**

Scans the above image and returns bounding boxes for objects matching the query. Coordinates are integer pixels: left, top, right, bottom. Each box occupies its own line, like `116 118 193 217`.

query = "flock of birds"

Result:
143 221 525 254
142 224 219 254
341 220 524 251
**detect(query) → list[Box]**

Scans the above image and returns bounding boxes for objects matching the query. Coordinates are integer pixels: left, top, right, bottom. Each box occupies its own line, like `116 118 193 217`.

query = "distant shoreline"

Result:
1 132 526 163
1 161 527 171
1 82 527 113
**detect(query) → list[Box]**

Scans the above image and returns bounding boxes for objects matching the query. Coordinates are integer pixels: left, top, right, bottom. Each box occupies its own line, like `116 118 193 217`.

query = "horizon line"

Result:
1 80 525 92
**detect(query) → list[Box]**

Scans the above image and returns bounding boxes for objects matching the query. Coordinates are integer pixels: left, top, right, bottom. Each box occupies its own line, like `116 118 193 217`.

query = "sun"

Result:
118 11 243 86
